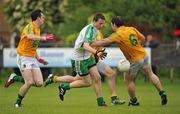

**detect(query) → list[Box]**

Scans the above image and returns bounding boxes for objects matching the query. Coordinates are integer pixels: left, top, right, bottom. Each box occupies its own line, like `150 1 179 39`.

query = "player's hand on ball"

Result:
38 58 48 65
43 33 54 41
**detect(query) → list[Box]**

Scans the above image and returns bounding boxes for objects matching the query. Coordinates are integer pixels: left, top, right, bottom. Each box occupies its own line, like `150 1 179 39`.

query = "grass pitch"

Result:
0 77 180 114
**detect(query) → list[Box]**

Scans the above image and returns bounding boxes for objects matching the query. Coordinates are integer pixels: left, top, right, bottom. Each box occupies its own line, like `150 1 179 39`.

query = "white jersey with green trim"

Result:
72 24 97 60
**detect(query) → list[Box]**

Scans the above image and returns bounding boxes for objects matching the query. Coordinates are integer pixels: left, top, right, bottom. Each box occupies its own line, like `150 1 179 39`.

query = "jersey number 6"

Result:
128 34 138 46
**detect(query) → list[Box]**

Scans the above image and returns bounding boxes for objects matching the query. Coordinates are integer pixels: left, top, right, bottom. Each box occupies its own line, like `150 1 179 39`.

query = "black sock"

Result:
159 90 165 96
130 97 138 103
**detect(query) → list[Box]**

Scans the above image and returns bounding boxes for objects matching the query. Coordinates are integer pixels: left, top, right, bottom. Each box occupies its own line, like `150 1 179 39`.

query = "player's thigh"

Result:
103 65 116 78
88 56 100 79
97 61 115 77
125 60 143 81
128 62 140 78
143 64 153 78
32 69 43 86
21 69 34 84
17 55 34 84
89 66 101 81
142 56 154 77
81 75 92 84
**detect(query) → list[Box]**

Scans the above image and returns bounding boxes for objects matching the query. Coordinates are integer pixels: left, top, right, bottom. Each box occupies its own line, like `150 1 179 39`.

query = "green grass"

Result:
0 77 180 114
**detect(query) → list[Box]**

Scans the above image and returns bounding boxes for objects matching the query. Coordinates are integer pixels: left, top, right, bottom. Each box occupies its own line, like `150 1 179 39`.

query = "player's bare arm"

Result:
83 42 97 54
91 37 114 47
27 34 54 41
27 34 45 41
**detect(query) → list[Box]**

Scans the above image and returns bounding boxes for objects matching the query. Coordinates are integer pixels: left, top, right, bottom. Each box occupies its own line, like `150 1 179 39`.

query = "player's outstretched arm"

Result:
91 37 113 47
27 33 54 41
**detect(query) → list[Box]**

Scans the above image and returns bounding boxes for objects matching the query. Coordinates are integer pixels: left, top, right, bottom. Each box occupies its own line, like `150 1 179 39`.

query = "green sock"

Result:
62 83 70 90
97 97 105 106
15 94 24 105
13 75 25 83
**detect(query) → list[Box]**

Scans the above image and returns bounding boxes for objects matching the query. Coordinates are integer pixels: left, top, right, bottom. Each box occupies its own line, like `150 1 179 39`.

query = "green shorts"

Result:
71 56 96 76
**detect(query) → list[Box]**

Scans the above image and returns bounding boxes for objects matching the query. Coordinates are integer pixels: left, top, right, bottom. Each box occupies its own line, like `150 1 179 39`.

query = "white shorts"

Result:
17 54 40 71
129 56 150 76
96 61 108 74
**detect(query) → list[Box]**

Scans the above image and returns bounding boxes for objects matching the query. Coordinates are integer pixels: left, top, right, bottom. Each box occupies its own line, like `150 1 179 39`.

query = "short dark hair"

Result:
93 13 105 22
31 9 43 21
111 16 124 27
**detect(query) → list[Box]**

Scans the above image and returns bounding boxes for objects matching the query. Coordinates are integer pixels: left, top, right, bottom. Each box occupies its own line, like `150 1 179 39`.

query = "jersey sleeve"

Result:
110 32 119 42
84 26 94 43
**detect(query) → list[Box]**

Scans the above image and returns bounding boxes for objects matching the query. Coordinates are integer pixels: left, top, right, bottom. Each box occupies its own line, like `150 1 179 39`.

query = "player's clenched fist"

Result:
94 48 107 63
42 34 54 41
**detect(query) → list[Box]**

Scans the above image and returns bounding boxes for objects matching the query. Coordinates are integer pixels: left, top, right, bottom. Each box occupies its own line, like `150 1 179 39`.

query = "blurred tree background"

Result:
3 0 63 39
3 0 180 46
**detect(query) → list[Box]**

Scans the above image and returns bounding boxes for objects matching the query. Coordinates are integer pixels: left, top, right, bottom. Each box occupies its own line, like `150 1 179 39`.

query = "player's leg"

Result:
11 54 25 85
59 75 92 101
44 74 79 87
142 56 167 105
89 66 102 97
56 75 79 82
4 73 24 88
14 55 36 107
44 59 80 87
124 72 139 106
97 61 125 105
89 66 107 106
66 75 92 88
58 59 92 101
97 61 117 95
59 58 93 89
15 69 34 107
124 61 140 106
32 69 43 87
45 74 90 101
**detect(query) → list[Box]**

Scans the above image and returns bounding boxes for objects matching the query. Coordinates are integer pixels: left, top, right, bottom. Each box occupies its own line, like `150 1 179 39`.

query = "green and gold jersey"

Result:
17 22 40 57
110 26 146 62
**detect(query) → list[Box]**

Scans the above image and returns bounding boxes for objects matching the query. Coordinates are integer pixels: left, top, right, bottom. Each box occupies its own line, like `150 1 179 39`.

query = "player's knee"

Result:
26 80 35 86
84 77 92 86
35 81 43 87
94 75 101 83
106 70 116 79
86 79 92 87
